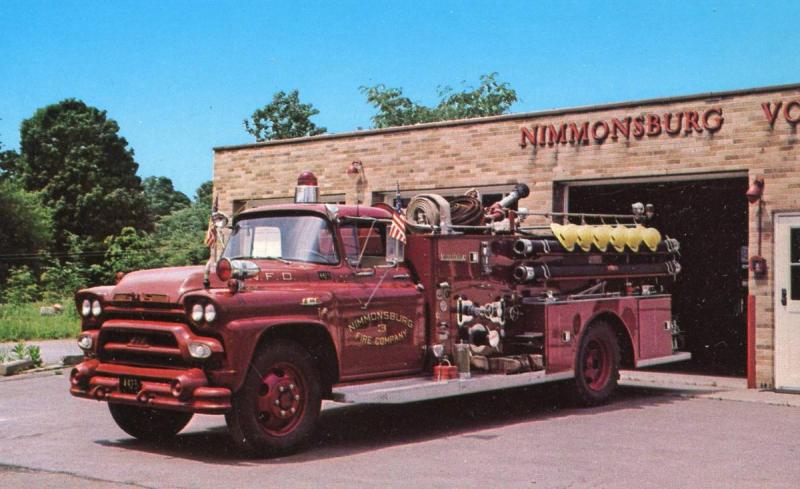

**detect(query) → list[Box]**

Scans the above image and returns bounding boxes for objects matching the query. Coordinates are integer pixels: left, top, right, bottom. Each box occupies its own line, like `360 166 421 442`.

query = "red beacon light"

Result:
216 258 232 282
295 171 319 203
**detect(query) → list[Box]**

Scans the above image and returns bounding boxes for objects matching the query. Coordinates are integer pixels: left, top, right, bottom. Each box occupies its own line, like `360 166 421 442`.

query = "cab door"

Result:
335 220 425 379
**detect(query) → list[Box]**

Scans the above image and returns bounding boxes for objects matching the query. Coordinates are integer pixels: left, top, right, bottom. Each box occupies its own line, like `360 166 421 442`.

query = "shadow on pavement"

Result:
95 383 711 465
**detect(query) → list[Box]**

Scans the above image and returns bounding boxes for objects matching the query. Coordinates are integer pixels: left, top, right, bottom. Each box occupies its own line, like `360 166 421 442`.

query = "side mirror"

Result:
386 236 405 263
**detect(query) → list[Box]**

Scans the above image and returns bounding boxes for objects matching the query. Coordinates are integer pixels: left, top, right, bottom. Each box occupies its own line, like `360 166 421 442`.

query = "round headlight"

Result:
81 299 91 317
191 304 204 322
77 334 93 350
204 303 217 323
91 300 102 317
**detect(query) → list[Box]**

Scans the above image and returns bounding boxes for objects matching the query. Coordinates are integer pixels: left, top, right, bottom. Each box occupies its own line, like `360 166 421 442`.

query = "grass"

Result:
0 300 80 342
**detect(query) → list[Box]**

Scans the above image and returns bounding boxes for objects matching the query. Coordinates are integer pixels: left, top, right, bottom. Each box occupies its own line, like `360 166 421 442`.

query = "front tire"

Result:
227 340 322 457
572 321 620 406
108 403 193 441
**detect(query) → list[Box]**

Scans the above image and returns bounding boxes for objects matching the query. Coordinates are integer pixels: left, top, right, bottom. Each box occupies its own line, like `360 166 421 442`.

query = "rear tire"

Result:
572 321 620 406
227 340 322 457
108 403 193 441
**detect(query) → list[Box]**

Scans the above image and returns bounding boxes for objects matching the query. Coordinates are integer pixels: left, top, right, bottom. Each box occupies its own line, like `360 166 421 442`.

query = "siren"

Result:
295 171 319 203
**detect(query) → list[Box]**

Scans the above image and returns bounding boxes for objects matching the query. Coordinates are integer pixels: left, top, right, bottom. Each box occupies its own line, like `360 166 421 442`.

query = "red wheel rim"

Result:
583 339 611 391
255 362 307 437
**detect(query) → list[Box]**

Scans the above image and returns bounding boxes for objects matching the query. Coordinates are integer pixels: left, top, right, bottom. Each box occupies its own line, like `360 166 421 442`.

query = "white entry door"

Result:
775 213 800 391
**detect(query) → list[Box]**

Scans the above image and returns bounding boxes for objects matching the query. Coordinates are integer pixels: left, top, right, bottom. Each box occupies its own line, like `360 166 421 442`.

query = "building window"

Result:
371 184 519 210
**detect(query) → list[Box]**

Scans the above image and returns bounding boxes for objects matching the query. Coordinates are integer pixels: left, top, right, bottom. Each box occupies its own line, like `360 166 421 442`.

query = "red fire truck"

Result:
70 173 688 456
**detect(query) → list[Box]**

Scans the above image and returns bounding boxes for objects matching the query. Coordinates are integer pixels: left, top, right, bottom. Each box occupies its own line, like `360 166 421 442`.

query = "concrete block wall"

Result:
214 84 800 387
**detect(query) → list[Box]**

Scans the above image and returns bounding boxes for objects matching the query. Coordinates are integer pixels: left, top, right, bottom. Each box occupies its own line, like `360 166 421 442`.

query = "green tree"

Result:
361 73 518 128
143 176 191 220
40 260 87 302
244 90 326 142
152 180 213 267
153 203 211 267
194 180 213 209
0 179 53 258
1 266 40 304
0 139 19 181
99 227 161 282
12 99 152 248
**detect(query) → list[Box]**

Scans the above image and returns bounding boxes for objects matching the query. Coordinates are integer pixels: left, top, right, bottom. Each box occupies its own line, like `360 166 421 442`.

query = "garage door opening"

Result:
563 175 749 377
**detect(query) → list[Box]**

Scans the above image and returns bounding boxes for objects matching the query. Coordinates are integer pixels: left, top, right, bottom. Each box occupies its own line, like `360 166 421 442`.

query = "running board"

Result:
332 370 575 404
634 351 691 368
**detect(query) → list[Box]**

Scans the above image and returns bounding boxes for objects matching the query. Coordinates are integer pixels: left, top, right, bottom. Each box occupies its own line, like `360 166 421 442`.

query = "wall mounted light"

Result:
347 160 364 179
347 160 366 204
746 176 764 204
747 176 767 278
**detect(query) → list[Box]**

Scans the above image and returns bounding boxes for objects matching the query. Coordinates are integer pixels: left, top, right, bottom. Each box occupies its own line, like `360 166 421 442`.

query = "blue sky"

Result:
1 1 797 197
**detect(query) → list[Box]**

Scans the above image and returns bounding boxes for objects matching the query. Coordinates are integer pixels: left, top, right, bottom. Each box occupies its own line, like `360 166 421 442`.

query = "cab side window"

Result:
340 222 387 267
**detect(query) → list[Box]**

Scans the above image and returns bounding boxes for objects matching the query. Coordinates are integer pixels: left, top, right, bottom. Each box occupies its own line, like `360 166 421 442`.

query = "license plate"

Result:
119 377 142 394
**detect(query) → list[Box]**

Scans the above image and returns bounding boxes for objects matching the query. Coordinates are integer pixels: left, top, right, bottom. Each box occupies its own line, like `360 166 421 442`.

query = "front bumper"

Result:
70 360 231 414
70 320 232 413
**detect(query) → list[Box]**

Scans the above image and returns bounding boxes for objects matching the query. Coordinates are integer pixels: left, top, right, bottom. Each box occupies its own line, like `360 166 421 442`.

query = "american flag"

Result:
204 217 216 248
389 210 407 243
204 195 218 248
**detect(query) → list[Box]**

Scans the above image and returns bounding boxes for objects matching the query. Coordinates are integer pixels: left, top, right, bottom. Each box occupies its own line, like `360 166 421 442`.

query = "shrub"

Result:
1 266 40 304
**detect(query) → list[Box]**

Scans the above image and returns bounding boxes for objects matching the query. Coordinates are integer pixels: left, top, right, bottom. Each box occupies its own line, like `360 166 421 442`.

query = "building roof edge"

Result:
214 82 800 152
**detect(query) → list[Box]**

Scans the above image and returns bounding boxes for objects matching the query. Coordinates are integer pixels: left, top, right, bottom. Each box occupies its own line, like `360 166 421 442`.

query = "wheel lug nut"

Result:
290 407 296 414
289 383 295 389
279 386 285 392
294 394 300 401
274 399 280 406
280 410 286 417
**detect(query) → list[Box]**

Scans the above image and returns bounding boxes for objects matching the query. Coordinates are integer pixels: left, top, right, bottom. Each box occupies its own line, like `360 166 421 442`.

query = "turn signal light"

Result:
188 342 212 359
77 334 93 350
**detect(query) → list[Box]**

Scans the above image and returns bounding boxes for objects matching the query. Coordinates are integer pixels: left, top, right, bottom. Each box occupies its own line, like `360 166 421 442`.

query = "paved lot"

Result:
1 370 799 489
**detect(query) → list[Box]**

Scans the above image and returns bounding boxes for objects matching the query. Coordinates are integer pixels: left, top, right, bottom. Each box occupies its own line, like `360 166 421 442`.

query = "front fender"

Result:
221 316 338 393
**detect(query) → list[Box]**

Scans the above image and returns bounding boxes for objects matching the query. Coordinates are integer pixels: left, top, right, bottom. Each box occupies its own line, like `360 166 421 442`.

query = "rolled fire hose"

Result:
407 194 454 234
450 196 484 226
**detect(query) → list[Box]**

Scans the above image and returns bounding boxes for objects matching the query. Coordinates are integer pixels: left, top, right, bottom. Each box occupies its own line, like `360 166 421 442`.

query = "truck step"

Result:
331 369 574 404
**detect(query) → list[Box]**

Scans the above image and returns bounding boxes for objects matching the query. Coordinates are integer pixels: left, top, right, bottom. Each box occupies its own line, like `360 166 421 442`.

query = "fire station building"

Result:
213 83 800 390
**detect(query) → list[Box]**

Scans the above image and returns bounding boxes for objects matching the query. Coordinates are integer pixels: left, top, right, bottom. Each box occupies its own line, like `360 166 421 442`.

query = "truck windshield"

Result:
222 214 338 265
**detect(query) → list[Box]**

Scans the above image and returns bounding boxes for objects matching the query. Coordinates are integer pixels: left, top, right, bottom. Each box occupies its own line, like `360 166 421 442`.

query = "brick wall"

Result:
214 85 800 387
